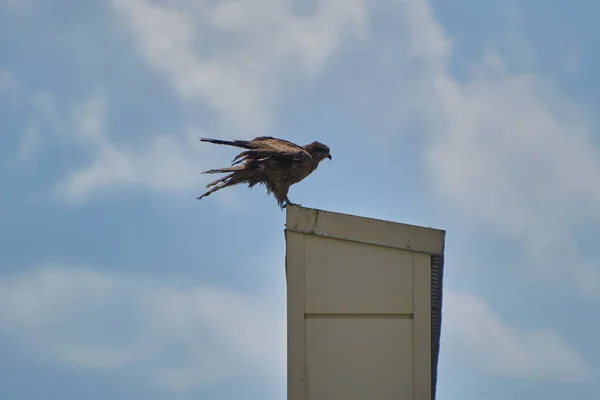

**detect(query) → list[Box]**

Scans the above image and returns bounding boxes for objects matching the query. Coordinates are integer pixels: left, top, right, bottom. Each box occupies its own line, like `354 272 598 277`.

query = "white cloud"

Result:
13 0 600 301
0 69 20 95
443 291 594 381
110 0 367 132
17 92 63 168
0 71 65 166
2 80 228 204
0 0 30 11
47 0 367 202
17 122 42 164
0 69 28 112
368 0 600 296
0 69 219 202
53 93 223 204
0 264 286 390
424 63 600 239
0 71 41 165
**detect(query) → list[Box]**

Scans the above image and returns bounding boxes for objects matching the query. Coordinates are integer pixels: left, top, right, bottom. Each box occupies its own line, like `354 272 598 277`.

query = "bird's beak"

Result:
327 154 332 160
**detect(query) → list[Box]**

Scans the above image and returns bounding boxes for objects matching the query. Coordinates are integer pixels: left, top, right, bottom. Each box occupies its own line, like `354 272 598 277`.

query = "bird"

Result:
197 136 332 209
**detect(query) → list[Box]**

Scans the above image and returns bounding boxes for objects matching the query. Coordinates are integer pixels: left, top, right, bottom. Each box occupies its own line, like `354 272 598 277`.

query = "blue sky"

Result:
1 0 599 399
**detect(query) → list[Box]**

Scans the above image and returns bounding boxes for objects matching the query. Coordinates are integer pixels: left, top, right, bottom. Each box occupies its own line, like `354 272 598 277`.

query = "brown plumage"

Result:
197 136 332 208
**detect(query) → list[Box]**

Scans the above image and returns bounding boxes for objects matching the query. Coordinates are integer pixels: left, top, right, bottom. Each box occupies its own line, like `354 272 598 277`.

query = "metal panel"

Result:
286 207 445 255
413 252 432 400
305 318 414 400
285 206 445 400
286 230 306 400
304 235 414 315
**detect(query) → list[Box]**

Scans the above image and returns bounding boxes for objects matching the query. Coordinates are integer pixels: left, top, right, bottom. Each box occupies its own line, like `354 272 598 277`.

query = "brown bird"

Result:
197 136 332 208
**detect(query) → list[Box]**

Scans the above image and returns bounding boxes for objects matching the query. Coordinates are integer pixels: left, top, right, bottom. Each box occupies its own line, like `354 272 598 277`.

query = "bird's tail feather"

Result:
199 137 250 149
197 184 224 200
205 175 230 188
197 174 243 200
202 165 245 174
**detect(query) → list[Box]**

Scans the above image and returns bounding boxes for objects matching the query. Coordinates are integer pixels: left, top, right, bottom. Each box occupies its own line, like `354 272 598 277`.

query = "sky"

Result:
1 0 599 399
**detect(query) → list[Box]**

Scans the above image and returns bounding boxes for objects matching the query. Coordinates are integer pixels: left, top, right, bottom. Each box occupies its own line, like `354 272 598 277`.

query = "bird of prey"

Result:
197 136 332 209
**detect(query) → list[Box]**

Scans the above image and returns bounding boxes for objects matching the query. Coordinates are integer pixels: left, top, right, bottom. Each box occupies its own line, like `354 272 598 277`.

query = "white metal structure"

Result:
285 206 445 400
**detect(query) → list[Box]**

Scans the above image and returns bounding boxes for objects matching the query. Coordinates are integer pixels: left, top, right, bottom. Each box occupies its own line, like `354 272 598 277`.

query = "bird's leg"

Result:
282 196 301 209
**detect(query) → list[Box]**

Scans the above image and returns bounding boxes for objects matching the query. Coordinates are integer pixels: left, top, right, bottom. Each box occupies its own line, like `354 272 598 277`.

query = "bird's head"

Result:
304 141 332 162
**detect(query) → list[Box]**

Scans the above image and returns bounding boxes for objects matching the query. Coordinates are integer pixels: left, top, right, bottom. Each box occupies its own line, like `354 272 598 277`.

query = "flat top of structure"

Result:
285 205 445 255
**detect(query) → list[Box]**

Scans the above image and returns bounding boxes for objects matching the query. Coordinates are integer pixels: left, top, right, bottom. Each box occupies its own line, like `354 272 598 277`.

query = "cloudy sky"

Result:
1 0 599 399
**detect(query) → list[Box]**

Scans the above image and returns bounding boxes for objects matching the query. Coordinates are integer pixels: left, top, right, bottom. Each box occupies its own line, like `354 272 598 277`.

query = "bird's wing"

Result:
251 136 312 158
231 136 312 164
